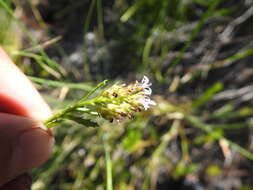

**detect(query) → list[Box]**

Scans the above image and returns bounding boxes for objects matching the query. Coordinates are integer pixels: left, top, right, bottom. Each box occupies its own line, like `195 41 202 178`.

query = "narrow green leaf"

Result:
79 79 108 102
29 76 93 91
104 136 113 190
185 115 253 161
66 115 99 127
192 82 223 108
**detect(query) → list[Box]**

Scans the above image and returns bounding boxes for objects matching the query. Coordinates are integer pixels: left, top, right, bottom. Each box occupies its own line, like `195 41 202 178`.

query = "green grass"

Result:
1 0 253 189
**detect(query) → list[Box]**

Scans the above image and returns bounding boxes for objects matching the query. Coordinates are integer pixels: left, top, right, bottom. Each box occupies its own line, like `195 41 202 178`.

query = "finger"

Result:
0 47 51 121
0 113 54 186
0 173 32 190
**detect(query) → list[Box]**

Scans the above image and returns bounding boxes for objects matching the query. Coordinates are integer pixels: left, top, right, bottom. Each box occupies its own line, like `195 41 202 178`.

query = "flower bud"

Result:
96 76 156 123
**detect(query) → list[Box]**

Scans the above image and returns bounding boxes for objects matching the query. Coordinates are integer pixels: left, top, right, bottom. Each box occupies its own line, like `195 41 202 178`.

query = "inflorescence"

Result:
97 76 156 123
45 76 156 128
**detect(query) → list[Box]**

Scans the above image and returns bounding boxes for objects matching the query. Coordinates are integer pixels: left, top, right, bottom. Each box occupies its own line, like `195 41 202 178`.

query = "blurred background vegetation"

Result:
1 0 253 189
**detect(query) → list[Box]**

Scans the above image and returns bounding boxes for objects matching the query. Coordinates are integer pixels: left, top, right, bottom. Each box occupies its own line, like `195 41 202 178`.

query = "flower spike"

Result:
44 77 156 128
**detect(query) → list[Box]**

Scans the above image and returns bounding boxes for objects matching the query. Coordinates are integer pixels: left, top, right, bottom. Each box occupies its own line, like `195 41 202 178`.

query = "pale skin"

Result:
0 47 54 189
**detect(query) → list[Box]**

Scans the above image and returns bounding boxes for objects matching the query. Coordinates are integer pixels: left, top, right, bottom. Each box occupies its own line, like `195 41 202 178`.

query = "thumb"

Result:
0 173 32 190
0 113 54 186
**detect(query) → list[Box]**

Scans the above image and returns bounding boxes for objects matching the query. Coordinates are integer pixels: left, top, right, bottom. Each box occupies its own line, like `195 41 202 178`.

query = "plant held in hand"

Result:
44 76 156 128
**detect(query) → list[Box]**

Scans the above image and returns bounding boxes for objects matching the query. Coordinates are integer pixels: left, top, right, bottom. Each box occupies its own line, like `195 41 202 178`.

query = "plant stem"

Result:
44 100 94 128
104 137 113 190
185 115 253 160
78 80 108 102
44 80 108 128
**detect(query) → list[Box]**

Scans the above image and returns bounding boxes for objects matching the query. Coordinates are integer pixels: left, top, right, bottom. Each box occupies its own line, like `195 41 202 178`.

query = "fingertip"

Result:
0 173 32 190
10 127 54 177
0 114 54 186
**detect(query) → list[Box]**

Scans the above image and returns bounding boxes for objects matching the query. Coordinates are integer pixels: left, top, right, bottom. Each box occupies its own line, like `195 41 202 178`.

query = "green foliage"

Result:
2 0 253 189
205 165 222 177
240 185 253 190
0 8 20 55
66 115 99 128
122 128 142 152
172 162 198 179
192 82 224 108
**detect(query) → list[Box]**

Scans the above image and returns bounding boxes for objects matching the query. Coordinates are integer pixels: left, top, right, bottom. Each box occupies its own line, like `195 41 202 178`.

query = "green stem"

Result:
78 80 108 102
29 76 93 91
104 138 113 190
44 80 108 128
185 115 253 161
44 100 94 128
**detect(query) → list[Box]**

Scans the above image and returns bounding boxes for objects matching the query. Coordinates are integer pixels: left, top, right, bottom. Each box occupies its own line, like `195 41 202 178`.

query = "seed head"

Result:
97 76 156 123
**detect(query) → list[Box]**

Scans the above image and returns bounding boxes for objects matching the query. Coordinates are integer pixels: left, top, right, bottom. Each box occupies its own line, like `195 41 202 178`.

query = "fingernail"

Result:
9 128 54 179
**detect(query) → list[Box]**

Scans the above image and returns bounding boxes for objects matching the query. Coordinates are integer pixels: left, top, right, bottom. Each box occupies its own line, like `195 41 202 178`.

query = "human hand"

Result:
0 48 54 189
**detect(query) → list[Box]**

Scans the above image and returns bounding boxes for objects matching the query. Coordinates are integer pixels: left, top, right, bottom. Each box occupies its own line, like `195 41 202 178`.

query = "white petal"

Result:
149 100 156 106
143 88 152 95
142 76 149 84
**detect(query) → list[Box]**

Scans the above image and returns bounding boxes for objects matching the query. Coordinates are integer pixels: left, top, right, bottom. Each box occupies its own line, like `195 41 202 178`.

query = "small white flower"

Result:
143 87 152 95
137 96 156 110
135 76 156 110
141 75 150 85
140 75 152 88
98 75 156 122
